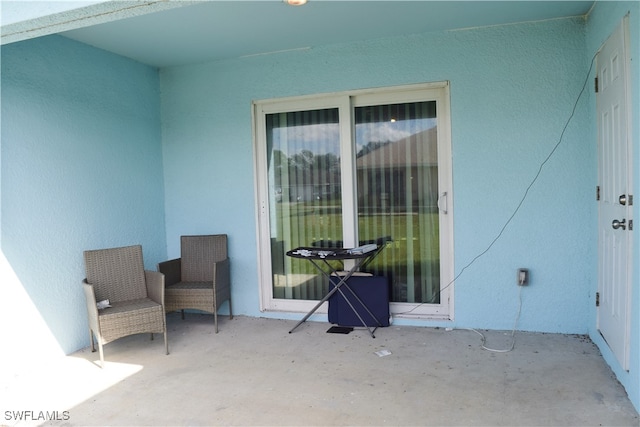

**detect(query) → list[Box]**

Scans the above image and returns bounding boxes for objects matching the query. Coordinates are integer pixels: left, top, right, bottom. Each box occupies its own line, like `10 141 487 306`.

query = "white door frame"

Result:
253 82 454 319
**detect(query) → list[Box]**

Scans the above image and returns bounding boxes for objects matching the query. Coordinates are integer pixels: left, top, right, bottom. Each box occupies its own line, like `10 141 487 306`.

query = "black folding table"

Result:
286 243 386 338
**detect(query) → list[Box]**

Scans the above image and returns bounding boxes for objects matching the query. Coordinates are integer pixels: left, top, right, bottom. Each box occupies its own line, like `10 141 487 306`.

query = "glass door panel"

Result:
255 82 452 317
354 101 440 303
266 108 343 300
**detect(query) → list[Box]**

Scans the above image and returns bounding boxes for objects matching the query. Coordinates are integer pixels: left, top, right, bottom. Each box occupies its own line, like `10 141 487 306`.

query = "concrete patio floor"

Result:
3 313 639 426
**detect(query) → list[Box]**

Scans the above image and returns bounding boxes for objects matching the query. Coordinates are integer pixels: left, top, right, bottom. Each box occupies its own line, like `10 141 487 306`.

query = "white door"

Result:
597 15 632 370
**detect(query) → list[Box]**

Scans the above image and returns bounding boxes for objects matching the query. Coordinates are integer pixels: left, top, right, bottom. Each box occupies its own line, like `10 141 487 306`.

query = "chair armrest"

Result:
213 257 230 288
82 280 100 330
145 270 165 306
158 258 181 286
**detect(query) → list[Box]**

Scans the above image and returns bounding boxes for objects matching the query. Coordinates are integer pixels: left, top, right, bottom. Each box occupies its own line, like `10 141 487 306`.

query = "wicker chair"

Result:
159 234 232 332
83 245 168 367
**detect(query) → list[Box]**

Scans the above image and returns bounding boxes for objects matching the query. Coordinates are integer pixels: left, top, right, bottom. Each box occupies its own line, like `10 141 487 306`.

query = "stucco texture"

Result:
160 17 592 333
1 35 166 353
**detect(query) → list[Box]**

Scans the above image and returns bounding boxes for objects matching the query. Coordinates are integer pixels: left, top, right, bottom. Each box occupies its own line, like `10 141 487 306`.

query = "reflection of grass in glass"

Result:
359 213 440 303
359 212 440 268
276 202 440 281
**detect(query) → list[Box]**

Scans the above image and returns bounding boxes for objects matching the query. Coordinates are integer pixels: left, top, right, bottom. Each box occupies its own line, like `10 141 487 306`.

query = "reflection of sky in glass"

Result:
272 118 437 156
272 123 339 155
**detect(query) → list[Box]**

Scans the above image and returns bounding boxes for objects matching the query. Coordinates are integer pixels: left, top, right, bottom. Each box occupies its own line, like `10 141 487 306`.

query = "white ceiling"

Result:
4 1 595 68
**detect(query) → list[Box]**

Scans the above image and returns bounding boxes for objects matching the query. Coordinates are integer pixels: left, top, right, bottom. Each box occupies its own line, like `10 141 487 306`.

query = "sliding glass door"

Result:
266 108 342 300
354 101 441 304
254 83 453 318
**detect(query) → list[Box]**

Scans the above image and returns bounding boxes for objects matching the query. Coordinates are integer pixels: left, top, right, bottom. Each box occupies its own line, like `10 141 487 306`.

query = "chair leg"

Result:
181 309 185 320
89 330 96 352
228 298 233 320
150 333 155 341
97 340 105 368
214 309 218 334
164 331 169 355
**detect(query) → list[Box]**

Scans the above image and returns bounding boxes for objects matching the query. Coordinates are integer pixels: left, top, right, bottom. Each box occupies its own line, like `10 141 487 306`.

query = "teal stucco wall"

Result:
161 17 592 332
1 35 167 355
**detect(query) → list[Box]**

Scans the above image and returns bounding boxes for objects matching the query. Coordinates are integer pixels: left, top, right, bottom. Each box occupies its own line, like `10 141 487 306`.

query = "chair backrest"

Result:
84 245 147 302
181 234 227 282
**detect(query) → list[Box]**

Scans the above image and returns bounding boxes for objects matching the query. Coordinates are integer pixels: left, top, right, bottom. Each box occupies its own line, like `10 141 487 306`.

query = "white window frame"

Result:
253 81 454 320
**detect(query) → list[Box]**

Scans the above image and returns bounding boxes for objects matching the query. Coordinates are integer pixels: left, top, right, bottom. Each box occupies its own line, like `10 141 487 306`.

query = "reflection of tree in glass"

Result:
356 140 392 158
272 149 342 202
289 152 340 184
289 150 315 170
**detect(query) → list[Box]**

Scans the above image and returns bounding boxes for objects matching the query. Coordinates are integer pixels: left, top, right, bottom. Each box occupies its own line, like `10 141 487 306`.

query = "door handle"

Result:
612 219 626 230
619 194 628 205
437 192 448 214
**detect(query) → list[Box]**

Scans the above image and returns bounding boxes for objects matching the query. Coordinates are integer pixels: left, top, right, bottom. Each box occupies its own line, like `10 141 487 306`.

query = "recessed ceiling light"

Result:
286 0 307 5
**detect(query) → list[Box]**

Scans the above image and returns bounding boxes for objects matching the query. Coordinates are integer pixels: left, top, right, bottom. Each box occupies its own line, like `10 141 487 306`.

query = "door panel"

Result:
354 101 441 304
266 108 342 300
597 16 632 370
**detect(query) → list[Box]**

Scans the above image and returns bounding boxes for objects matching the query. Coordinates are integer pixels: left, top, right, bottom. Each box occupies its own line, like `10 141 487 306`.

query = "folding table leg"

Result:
333 284 381 338
289 257 366 334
